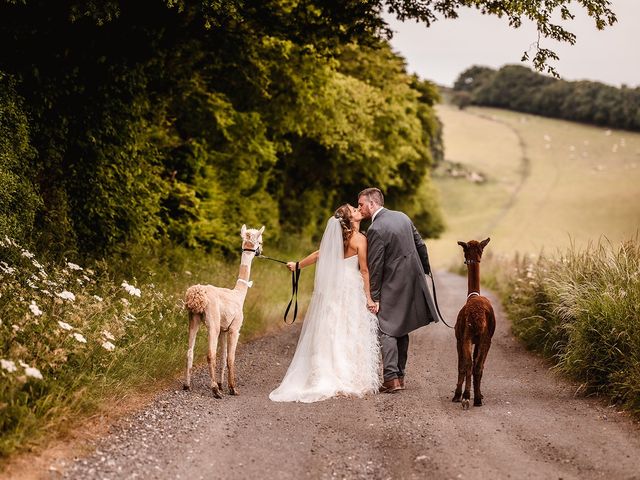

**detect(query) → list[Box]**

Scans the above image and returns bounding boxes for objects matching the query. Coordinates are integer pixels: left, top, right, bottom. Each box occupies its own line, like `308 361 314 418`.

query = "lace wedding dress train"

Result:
270 218 380 403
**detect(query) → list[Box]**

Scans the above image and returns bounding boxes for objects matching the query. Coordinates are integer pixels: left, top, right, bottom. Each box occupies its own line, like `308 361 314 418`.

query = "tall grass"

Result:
482 237 640 414
0 234 313 459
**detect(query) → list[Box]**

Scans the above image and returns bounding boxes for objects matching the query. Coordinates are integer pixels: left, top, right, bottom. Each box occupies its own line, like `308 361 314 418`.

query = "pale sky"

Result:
384 0 640 88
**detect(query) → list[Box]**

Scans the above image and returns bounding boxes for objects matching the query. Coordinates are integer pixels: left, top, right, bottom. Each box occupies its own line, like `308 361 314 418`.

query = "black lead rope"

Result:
427 272 454 329
252 252 301 324
257 254 287 265
283 262 301 324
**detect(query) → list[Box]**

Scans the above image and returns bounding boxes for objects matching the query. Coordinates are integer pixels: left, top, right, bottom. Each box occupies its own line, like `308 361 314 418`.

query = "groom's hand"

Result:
286 262 297 272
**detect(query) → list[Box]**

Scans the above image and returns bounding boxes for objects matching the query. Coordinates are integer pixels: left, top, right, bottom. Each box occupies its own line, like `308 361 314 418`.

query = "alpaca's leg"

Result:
452 338 464 402
184 312 200 390
205 310 222 398
218 331 228 388
461 340 473 410
227 327 241 396
473 339 492 406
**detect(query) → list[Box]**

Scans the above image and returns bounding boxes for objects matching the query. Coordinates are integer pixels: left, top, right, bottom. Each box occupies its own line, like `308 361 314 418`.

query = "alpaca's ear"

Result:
457 241 467 248
241 224 247 237
480 237 491 248
258 225 265 235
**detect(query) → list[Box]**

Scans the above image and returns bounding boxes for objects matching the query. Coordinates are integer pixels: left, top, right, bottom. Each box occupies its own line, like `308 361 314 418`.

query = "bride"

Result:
269 204 381 403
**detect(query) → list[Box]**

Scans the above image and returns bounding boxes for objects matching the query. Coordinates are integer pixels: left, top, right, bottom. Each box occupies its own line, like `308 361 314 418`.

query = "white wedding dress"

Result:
269 217 381 403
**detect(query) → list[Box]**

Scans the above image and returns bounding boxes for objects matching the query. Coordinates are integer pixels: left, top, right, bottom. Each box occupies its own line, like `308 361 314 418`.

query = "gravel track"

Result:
54 271 640 479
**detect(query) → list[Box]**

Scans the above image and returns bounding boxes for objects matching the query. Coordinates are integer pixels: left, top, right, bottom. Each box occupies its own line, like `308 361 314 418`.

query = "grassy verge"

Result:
480 237 640 415
0 234 314 460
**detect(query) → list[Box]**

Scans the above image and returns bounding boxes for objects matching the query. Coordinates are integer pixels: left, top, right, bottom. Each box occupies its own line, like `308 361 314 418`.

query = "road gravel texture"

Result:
57 271 640 479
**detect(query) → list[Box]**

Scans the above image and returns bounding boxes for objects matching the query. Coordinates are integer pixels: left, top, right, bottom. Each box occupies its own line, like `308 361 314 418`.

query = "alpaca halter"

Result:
467 292 480 299
242 246 262 256
464 259 481 264
237 278 253 288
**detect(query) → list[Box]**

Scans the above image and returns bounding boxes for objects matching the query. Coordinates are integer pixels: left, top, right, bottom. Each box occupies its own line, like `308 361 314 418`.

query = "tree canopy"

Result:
452 64 640 131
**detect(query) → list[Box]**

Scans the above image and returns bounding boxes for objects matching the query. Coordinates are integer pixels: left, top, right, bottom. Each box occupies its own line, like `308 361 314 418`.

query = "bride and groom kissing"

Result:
269 187 438 403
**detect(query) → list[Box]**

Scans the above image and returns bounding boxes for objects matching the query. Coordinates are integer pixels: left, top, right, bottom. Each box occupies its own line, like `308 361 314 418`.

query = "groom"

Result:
358 187 438 393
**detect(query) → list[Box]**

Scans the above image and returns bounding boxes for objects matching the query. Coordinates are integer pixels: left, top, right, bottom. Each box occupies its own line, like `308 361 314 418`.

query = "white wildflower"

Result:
1 359 17 373
3 236 18 246
12 324 19 332
21 249 35 259
185 270 192 276
56 290 76 301
101 341 115 352
32 259 44 270
41 289 53 297
83 275 91 283
124 312 136 322
29 301 43 316
0 261 15 274
93 295 103 302
86 269 95 275
66 262 82 271
120 298 130 307
76 278 84 285
102 330 115 341
72 332 87 343
121 281 141 297
19 360 29 368
57 321 74 331
27 279 39 289
24 366 43 380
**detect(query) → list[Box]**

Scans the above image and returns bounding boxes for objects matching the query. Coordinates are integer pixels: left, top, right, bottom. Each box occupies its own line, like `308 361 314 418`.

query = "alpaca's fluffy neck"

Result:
466 262 480 296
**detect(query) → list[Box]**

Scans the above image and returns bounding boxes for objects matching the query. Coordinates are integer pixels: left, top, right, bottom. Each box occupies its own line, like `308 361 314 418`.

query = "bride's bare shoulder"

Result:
353 231 367 244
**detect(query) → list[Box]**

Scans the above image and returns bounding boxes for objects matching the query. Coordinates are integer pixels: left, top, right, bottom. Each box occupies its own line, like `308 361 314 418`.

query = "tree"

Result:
383 0 617 77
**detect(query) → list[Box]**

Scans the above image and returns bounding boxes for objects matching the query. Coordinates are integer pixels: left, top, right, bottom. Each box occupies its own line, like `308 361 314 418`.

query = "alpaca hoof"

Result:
211 386 223 399
229 387 239 396
474 398 483 407
461 399 470 410
452 395 461 403
183 384 191 391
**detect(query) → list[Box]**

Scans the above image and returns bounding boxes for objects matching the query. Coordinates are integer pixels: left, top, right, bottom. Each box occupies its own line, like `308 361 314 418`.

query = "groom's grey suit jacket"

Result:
367 208 438 337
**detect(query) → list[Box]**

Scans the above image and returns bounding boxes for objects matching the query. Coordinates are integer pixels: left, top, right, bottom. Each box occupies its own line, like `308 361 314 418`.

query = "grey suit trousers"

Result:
380 332 409 381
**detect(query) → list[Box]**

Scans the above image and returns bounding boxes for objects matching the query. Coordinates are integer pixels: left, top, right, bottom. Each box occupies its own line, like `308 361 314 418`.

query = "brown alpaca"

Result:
452 238 496 410
183 225 264 398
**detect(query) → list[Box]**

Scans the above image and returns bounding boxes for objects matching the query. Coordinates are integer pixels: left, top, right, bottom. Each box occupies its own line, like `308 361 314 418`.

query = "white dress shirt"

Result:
371 206 384 223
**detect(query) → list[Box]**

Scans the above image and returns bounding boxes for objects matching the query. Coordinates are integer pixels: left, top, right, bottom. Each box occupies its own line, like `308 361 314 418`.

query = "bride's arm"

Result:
355 234 375 305
286 250 319 271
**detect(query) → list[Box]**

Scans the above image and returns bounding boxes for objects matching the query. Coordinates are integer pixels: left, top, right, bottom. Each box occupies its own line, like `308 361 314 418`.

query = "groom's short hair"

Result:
358 187 384 206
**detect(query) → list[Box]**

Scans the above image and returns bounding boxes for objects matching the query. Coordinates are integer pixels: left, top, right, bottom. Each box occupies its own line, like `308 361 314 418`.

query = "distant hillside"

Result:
451 65 640 131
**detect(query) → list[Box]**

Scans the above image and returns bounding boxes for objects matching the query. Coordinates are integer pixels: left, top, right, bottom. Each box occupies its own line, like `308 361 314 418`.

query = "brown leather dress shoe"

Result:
398 376 405 390
378 378 402 394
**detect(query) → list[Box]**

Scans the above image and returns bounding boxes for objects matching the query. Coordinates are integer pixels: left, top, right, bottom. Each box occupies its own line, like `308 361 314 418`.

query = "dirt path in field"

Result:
471 111 532 239
17 271 640 480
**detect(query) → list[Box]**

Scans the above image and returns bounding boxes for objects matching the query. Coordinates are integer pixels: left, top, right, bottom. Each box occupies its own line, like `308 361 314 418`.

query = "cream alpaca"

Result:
183 224 264 398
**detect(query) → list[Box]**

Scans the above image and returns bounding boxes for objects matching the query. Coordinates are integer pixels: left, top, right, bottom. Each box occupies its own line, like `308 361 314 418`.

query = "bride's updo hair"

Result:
334 204 355 248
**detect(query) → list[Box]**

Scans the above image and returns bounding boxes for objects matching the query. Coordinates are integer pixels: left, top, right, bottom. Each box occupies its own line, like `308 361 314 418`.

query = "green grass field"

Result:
427 104 640 267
